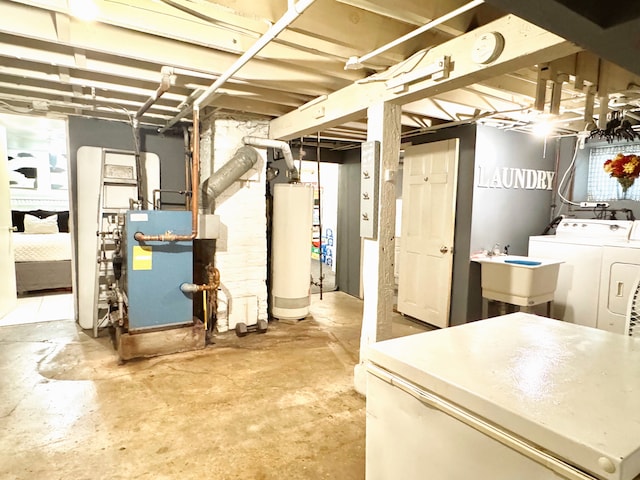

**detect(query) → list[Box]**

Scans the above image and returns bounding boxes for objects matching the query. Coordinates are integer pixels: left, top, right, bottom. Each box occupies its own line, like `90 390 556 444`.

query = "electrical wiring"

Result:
96 103 139 155
0 100 34 114
555 136 582 215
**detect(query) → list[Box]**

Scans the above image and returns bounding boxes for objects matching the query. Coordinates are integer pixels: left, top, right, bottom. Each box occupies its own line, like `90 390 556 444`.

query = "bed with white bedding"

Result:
11 210 72 294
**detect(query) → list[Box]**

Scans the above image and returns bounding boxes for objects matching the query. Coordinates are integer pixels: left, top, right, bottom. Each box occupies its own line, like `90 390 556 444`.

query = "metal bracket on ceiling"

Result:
385 56 451 93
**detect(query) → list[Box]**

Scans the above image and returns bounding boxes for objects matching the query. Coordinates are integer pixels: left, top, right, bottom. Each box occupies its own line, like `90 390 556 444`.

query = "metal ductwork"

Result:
204 145 260 202
242 136 299 182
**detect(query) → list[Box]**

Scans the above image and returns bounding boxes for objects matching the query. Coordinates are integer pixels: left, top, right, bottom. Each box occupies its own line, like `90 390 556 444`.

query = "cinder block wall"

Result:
200 116 269 332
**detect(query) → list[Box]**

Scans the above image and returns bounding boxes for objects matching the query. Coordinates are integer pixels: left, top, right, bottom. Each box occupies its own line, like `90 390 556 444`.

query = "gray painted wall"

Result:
407 124 477 326
467 126 557 321
68 116 186 284
68 116 186 222
399 125 558 324
336 149 362 297
471 125 556 256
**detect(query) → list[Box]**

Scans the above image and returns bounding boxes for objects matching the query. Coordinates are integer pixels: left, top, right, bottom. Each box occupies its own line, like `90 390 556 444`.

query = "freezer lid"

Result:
368 314 640 480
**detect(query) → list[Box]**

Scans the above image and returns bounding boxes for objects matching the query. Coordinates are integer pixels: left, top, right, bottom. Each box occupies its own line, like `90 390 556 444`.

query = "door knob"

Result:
440 245 449 253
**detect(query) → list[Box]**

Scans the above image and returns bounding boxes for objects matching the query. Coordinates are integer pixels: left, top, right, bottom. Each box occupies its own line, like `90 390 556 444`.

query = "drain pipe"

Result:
165 0 317 128
193 0 315 109
132 67 174 209
136 67 174 119
344 0 484 69
242 136 299 181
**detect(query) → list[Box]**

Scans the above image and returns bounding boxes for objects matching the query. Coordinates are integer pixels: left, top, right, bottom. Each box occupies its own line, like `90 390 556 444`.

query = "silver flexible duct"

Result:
205 145 259 201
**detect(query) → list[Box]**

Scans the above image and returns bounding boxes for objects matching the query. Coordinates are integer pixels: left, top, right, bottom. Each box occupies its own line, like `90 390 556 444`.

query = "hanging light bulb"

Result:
68 0 99 21
532 121 554 138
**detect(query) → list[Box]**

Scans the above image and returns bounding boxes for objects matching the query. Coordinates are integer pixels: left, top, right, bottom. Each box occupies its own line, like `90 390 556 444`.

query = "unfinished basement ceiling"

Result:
1 0 640 144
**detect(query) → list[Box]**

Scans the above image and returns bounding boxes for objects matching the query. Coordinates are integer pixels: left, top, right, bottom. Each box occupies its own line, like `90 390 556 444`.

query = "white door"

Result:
397 139 459 328
0 125 17 317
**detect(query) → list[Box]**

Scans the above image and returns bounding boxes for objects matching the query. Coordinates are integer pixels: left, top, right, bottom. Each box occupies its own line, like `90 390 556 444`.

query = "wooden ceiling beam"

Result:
270 15 581 140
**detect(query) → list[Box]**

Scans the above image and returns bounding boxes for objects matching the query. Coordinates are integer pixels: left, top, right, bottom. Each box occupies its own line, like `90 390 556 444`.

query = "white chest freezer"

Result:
366 313 640 480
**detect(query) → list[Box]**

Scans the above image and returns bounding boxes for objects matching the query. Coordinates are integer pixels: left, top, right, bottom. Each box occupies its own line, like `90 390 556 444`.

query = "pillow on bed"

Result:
23 214 59 234
11 210 70 232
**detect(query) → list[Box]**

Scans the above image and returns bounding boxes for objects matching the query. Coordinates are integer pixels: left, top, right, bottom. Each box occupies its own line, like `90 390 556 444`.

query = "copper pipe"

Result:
191 106 200 234
134 106 201 242
180 266 220 293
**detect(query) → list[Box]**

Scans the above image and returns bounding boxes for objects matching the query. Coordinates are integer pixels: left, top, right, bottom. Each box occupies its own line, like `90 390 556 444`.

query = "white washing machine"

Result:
598 221 640 334
528 218 632 329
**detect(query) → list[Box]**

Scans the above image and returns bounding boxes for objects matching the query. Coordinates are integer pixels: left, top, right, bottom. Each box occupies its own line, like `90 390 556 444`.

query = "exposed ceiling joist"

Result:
2 0 640 142
269 15 581 140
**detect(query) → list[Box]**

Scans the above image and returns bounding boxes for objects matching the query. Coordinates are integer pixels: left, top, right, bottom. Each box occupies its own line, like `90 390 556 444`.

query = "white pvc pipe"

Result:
351 0 484 68
242 136 299 180
193 0 316 110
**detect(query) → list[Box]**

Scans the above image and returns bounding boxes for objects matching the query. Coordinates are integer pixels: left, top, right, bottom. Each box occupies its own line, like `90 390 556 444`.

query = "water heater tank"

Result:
271 183 314 321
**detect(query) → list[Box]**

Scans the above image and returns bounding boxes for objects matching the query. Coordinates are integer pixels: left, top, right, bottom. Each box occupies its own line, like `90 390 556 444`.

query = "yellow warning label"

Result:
132 245 152 270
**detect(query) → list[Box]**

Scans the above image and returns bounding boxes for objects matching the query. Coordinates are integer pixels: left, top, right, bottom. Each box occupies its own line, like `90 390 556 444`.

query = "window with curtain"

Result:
587 143 640 201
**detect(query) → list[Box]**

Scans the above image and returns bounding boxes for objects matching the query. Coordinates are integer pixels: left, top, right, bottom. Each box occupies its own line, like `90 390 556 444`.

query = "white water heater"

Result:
271 183 314 321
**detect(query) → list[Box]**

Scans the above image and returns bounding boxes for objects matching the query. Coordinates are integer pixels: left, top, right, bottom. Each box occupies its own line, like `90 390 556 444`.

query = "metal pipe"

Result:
316 131 323 300
180 266 221 293
134 107 201 242
191 106 200 234
159 99 196 134
183 125 191 210
116 288 125 327
242 136 299 181
194 0 315 109
205 145 260 202
344 0 484 69
136 67 173 119
152 189 189 210
138 0 315 240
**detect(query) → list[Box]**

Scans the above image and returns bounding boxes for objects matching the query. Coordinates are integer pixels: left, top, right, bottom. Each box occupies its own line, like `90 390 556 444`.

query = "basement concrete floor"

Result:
0 291 429 480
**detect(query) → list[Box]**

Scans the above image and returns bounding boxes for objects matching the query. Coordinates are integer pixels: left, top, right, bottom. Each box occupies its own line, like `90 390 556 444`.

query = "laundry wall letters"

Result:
476 166 555 190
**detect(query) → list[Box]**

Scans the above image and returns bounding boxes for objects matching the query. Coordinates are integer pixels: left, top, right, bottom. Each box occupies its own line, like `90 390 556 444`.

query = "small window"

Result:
587 144 640 201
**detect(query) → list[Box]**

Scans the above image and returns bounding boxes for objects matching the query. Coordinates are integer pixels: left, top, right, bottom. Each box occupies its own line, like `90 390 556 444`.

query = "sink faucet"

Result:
486 243 510 257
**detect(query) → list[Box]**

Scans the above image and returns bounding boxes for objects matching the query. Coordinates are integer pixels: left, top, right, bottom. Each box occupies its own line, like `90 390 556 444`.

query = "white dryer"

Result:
528 219 632 329
598 221 640 334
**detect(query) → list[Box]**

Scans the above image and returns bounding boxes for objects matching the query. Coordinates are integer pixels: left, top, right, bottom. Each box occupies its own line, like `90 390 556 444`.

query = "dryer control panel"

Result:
556 219 632 240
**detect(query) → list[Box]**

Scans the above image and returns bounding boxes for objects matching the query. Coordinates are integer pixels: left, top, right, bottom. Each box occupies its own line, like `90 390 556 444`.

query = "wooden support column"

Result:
354 101 401 396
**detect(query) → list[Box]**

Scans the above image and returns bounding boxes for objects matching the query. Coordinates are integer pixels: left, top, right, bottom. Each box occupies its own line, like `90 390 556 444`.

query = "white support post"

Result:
354 102 401 396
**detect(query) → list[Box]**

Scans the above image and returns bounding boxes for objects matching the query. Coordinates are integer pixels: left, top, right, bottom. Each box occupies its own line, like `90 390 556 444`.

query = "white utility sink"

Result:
473 255 563 306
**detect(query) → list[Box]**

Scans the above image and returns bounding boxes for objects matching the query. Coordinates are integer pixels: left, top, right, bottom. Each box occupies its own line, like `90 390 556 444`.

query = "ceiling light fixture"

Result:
532 120 554 138
68 0 99 21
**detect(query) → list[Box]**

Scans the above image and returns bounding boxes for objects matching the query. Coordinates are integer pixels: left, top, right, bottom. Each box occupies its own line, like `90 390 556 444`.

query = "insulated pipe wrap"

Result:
205 145 259 201
242 136 299 181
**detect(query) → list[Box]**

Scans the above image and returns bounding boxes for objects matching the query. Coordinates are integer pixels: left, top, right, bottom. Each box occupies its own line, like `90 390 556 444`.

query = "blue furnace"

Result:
124 210 193 331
